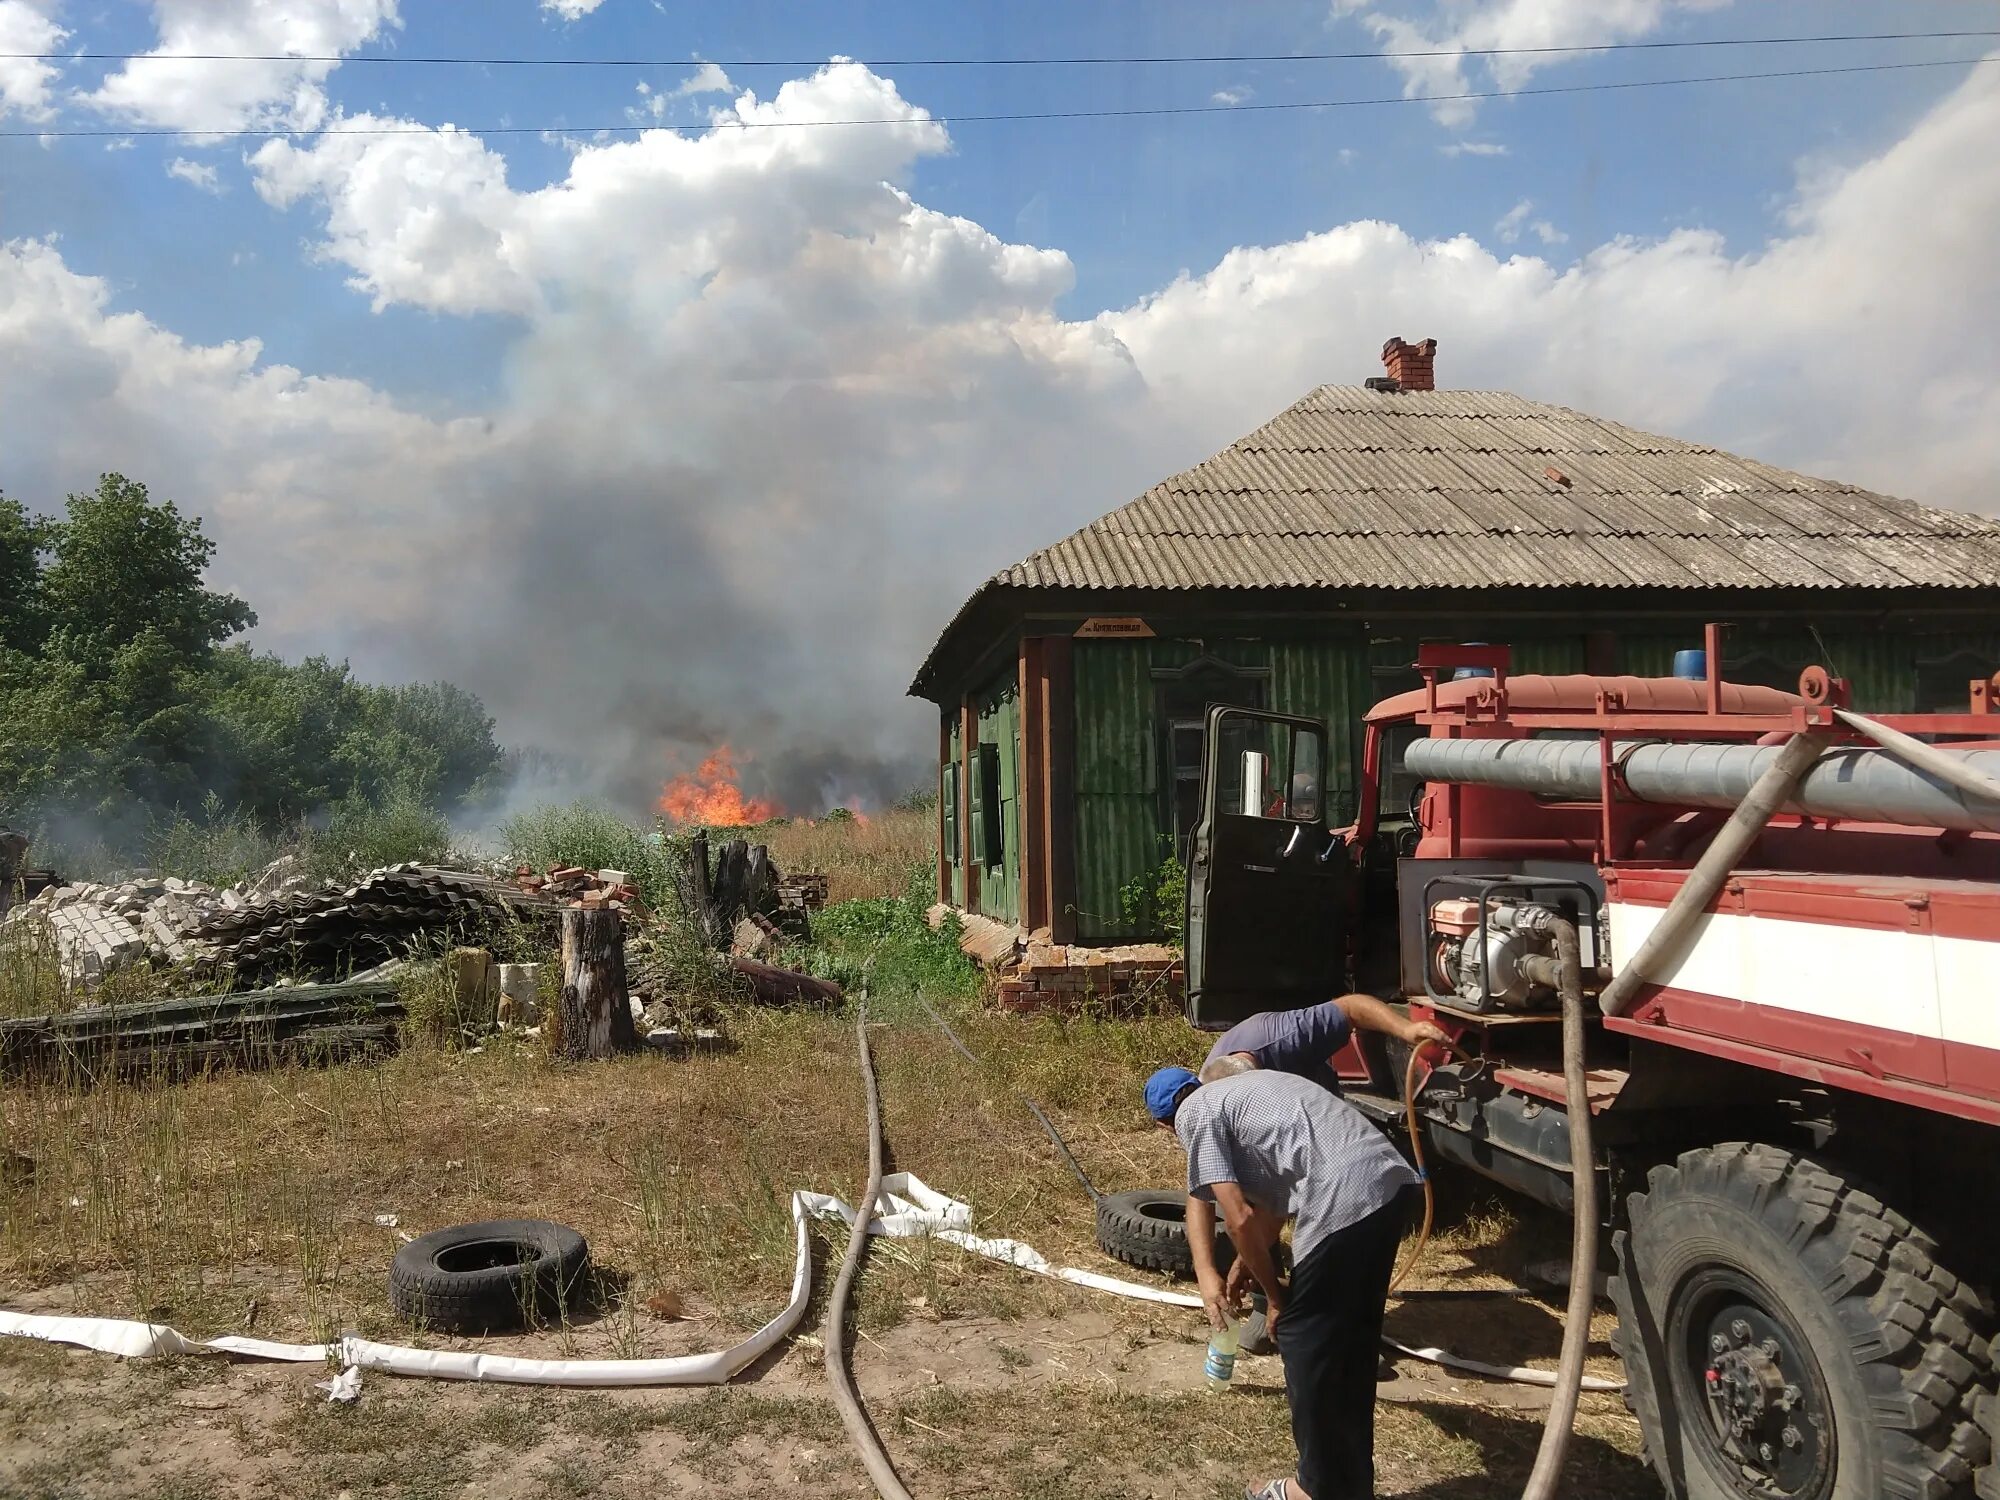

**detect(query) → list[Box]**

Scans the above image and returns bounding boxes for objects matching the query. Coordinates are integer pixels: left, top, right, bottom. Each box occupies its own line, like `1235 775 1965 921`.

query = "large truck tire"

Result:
1611 1143 1993 1500
1094 1190 1234 1280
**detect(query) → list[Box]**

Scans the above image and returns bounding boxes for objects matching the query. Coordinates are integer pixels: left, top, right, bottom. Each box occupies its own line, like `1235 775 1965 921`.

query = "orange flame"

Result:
657 747 779 827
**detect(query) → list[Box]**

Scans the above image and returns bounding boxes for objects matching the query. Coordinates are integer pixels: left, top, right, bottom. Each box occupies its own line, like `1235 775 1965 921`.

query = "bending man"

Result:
1190 995 1444 1334
1146 1065 1421 1500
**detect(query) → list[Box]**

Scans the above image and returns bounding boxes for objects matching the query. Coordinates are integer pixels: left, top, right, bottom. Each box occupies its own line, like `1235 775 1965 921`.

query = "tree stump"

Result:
556 908 637 1060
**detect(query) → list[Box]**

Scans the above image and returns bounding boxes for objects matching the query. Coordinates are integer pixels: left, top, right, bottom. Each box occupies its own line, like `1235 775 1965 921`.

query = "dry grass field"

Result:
0 807 1650 1498
758 804 936 906
0 998 1649 1500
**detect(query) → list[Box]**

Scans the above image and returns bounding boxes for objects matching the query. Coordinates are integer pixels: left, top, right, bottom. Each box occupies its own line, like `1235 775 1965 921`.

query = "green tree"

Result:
36 474 253 669
0 494 46 655
0 473 503 845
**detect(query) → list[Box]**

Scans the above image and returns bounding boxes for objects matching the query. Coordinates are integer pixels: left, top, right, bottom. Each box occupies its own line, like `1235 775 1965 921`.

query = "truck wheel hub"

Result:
1673 1269 1834 1498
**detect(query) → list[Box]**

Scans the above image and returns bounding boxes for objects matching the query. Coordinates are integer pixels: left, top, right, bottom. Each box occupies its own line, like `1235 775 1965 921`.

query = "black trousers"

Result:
1273 1186 1419 1500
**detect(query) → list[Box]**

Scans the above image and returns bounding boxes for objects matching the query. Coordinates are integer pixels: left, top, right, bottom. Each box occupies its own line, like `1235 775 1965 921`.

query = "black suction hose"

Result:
825 996 916 1500
1517 916 1598 1500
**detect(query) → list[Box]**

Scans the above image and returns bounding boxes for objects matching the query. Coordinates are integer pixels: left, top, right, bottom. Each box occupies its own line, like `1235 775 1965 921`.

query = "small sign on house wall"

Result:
1074 617 1156 639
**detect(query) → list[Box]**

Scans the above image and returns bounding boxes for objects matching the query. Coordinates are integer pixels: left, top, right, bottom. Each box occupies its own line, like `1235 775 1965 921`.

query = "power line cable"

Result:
4 53 1991 140
6 28 1997 68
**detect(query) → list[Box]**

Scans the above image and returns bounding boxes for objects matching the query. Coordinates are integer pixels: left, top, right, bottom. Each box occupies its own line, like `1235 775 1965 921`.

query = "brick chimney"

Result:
1381 336 1438 392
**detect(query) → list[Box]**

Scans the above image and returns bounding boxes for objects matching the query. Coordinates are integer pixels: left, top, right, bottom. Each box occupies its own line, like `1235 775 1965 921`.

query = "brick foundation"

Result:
929 905 1184 1015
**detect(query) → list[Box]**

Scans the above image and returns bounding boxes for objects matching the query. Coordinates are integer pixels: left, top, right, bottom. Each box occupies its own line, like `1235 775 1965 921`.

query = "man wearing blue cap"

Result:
1146 1062 1422 1500
1188 995 1445 1343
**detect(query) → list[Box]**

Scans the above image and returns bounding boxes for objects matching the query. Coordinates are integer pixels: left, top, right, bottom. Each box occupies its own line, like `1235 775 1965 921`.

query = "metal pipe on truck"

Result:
1402 736 2000 834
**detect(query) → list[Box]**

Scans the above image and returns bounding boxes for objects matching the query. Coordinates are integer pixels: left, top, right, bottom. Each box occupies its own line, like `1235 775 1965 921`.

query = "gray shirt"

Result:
1175 1070 1418 1262
1203 1000 1352 1094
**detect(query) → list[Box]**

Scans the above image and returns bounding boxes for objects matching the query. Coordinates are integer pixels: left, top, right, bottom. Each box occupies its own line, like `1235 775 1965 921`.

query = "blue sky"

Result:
8 0 1989 406
2 1 1998 810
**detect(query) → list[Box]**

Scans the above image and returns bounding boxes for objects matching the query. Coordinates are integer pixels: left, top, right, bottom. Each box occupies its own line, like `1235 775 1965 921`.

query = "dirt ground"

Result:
0 1008 1655 1498
0 1244 1652 1499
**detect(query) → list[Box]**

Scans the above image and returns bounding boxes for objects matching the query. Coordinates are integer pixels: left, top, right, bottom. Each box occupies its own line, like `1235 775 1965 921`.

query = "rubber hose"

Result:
1598 729 1827 1016
1518 916 1597 1500
1387 1037 1468 1296
825 997 917 1500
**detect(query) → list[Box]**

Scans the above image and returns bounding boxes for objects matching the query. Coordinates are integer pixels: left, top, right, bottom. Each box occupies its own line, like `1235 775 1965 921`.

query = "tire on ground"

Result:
1094 1189 1235 1280
389 1218 591 1334
1610 1142 1994 1500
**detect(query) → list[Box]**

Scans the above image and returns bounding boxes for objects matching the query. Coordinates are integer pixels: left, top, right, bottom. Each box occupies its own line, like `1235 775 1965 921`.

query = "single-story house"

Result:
909 337 2000 946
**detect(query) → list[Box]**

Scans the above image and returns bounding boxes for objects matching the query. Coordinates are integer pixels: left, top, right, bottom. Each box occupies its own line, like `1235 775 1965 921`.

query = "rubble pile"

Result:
776 872 828 923
6 875 230 984
193 865 551 984
3 862 553 989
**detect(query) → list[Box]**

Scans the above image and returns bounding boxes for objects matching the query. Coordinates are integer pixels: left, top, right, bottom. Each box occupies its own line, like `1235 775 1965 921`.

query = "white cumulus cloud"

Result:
7 58 2000 811
167 155 222 192
0 0 66 121
1494 197 1564 244
84 0 400 135
631 63 736 122
541 0 609 18
1336 0 1728 126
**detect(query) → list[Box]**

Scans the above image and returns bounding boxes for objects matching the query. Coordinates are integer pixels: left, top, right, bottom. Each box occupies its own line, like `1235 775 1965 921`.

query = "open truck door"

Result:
1184 706 1351 1028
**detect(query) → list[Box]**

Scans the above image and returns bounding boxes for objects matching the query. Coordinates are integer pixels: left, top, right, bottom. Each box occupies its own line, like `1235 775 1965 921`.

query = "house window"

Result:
941 761 960 865
1915 650 1991 713
1723 651 1807 694
977 742 1004 870
1154 656 1270 847
1379 722 1426 820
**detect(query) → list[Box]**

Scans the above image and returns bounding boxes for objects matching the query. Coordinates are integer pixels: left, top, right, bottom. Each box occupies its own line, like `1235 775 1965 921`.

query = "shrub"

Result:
782 865 979 1014
496 801 681 912
145 796 288 887
1117 838 1187 947
297 793 456 882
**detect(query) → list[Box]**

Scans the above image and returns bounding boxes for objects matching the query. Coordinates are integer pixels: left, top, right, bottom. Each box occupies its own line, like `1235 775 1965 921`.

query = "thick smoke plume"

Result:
5 59 2000 818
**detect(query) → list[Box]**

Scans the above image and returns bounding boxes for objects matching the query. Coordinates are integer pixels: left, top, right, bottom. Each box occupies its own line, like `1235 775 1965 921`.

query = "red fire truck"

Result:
1182 630 1998 1500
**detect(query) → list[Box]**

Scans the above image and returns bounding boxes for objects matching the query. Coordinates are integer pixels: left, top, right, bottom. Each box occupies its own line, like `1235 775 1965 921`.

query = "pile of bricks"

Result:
511 866 644 914
995 937 1183 1015
4 875 228 985
776 872 828 921
930 906 1183 1015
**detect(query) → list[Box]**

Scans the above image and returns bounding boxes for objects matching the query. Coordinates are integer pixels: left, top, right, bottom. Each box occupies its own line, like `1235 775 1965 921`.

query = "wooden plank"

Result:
936 711 951 905
1423 997 1567 1027
1044 634 1078 945
1018 636 1049 933
959 696 980 914
0 978 403 1076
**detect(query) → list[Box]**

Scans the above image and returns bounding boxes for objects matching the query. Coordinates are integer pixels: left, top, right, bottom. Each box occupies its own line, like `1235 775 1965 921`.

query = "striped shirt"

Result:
1175 1070 1417 1262
1202 1000 1352 1094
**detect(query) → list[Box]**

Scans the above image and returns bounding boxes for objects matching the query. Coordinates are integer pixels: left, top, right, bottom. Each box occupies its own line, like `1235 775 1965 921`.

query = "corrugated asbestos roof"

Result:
994 386 2000 593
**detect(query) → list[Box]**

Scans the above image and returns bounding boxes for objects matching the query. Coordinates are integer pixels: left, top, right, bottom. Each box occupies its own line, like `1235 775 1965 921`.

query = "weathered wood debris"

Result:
0 977 402 1078
674 830 840 1006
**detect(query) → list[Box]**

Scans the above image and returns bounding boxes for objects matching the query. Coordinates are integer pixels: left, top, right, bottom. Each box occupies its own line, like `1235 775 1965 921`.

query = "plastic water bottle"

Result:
1204 1318 1240 1391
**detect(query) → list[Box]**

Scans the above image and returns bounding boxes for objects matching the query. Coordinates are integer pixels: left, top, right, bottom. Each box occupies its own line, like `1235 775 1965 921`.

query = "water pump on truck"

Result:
1180 627 2000 1500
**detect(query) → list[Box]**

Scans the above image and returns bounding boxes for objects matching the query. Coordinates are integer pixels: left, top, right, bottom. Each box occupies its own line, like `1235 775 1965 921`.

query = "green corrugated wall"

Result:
1621 627 2000 712
1065 622 2000 943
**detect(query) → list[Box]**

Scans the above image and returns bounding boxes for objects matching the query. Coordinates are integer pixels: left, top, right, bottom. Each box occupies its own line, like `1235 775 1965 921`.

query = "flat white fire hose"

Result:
0 1166 1620 1391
